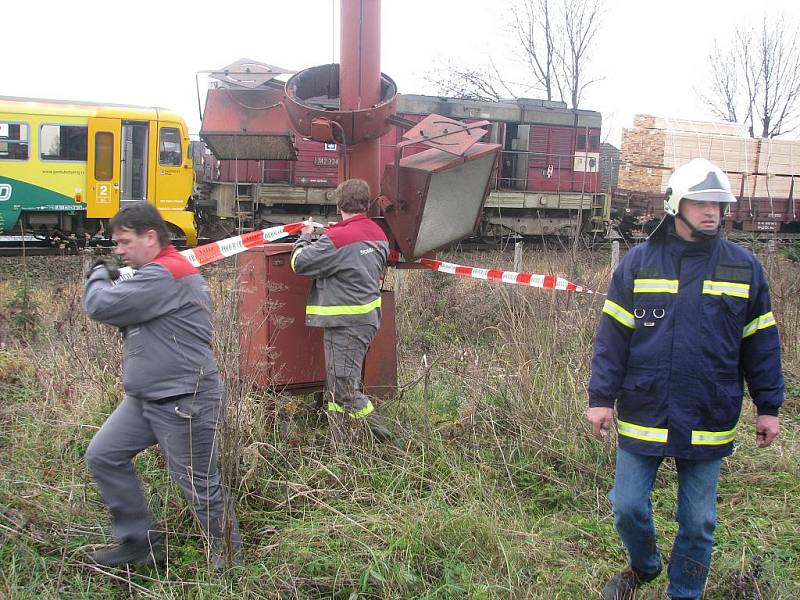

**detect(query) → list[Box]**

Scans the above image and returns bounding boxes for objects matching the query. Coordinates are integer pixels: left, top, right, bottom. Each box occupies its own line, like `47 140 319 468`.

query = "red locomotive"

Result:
193 90 609 240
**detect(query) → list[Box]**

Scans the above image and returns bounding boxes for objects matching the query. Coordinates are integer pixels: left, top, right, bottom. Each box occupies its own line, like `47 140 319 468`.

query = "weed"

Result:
0 250 798 599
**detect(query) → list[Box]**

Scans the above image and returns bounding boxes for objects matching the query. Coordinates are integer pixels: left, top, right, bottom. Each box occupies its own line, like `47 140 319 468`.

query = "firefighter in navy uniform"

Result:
585 158 784 600
291 178 391 439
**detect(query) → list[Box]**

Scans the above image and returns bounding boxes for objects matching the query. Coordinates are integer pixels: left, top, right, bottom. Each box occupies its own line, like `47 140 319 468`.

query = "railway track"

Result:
0 231 796 260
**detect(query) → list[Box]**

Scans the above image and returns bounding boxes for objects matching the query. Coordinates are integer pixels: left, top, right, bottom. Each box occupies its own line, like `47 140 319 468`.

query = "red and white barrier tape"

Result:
115 222 318 282
112 222 596 295
390 250 598 294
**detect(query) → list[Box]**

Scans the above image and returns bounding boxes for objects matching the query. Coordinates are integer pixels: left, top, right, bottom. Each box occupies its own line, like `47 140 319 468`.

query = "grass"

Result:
0 245 798 599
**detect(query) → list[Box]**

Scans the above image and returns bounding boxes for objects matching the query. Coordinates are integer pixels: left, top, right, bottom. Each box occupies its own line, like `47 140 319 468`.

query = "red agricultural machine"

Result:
204 0 502 395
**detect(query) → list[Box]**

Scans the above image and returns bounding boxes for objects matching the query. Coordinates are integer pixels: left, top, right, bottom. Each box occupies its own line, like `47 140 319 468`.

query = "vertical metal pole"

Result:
339 0 381 200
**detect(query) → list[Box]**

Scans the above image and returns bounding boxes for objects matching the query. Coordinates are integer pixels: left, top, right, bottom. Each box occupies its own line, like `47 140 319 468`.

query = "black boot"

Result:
601 565 662 600
92 531 165 567
364 411 394 442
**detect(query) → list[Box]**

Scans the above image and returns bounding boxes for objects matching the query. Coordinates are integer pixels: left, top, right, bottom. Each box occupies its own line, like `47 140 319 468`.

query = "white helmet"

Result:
664 158 736 216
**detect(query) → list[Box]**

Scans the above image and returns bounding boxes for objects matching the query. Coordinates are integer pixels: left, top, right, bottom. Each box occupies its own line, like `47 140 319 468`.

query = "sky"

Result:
3 0 799 147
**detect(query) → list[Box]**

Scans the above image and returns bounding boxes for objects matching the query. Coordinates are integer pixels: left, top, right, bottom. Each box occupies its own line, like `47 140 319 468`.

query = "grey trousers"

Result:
85 393 241 551
323 324 377 414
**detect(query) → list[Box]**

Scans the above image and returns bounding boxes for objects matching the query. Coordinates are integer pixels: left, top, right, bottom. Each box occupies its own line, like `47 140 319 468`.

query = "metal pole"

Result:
339 0 381 199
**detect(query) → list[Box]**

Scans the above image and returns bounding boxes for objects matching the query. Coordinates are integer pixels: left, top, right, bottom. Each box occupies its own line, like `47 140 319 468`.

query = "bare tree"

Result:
425 0 604 109
701 42 740 124
701 14 800 138
557 0 604 109
424 59 514 102
509 0 561 101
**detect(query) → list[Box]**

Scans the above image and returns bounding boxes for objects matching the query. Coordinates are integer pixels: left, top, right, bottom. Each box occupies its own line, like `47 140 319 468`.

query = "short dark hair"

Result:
109 203 172 247
336 179 371 214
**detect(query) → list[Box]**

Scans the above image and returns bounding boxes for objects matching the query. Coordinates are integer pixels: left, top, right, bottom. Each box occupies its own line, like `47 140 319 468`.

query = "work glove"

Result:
88 258 121 281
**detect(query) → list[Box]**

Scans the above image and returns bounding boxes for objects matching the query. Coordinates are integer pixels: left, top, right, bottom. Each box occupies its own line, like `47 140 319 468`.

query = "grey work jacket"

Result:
83 245 221 401
291 214 388 328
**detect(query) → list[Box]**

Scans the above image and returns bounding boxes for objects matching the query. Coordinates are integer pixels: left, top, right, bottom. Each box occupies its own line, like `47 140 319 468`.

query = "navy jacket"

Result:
588 225 784 459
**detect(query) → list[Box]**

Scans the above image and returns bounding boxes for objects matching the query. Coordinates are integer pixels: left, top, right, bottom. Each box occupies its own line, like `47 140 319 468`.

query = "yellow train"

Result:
0 96 196 245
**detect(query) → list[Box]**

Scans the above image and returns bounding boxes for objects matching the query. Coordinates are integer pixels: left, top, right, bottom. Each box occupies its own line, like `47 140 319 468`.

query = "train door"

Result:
513 125 530 191
120 122 149 208
87 118 121 218
500 123 517 189
499 124 530 191
153 122 191 210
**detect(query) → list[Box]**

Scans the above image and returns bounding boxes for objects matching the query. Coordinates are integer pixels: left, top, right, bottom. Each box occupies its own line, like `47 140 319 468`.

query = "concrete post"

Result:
610 240 620 270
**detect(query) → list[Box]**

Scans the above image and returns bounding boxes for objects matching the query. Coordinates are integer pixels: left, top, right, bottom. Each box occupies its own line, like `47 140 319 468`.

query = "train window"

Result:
576 134 587 151
0 121 29 160
159 127 182 166
589 135 600 151
94 132 114 181
40 124 88 161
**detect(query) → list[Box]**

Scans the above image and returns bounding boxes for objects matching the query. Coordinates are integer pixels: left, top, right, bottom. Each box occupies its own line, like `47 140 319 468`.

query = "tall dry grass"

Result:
0 245 797 599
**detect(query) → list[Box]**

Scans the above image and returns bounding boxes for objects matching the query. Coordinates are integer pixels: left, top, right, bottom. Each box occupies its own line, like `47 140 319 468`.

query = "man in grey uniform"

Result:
291 179 389 437
83 203 240 568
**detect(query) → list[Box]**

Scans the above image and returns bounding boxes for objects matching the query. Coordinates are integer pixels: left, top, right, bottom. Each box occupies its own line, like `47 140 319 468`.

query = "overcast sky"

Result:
3 0 798 146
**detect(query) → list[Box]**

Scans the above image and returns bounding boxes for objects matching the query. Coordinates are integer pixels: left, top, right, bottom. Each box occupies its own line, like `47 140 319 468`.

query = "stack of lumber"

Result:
618 114 800 204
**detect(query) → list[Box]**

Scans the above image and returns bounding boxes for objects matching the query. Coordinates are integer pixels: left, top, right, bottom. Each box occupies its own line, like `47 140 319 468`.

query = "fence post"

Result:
514 240 523 273
610 240 620 270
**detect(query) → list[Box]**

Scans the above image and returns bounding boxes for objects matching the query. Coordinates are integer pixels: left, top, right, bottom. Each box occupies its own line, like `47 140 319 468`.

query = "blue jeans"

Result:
610 448 722 599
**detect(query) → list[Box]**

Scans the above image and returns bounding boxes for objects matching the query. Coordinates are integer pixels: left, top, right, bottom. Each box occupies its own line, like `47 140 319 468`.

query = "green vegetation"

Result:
1 248 798 599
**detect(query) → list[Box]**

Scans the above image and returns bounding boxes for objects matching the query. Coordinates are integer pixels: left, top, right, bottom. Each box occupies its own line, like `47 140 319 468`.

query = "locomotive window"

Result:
40 124 88 161
589 135 600 150
94 132 114 181
576 134 587 151
0 121 29 160
159 127 182 166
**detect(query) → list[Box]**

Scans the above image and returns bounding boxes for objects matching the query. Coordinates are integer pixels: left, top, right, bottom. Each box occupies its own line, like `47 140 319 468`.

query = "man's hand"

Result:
87 259 121 281
585 407 615 440
756 414 779 448
300 219 317 236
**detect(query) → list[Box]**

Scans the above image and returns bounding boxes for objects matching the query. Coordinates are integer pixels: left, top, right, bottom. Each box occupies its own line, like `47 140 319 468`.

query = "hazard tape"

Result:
390 250 599 294
109 223 596 295
115 221 320 282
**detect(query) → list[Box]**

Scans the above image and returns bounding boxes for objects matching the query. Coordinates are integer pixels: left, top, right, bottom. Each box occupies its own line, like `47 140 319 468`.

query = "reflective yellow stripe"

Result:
633 278 679 294
290 246 304 272
602 299 635 329
743 311 776 338
617 419 668 443
692 426 737 445
702 280 750 299
327 400 375 419
307 297 382 316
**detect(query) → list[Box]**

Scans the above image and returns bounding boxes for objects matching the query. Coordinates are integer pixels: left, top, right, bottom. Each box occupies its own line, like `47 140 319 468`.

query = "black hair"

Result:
109 203 172 247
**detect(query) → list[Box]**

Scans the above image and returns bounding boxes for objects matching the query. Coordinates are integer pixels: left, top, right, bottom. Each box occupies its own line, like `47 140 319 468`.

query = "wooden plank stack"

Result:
619 114 799 196
618 114 800 230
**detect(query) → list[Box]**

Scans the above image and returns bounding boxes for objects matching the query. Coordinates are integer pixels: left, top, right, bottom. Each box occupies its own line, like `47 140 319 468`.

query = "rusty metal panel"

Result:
284 64 397 145
293 139 338 186
238 244 326 391
201 88 297 160
238 245 397 397
381 143 500 258
218 160 263 183
363 291 397 399
402 114 488 156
